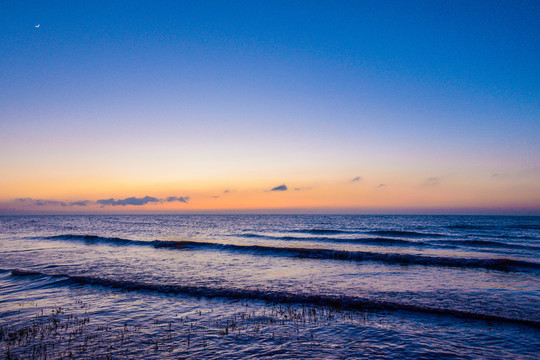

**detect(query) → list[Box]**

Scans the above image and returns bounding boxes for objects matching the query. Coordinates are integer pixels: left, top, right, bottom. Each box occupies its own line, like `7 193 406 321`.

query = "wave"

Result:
9 268 540 329
443 226 539 242
46 232 430 248
347 237 426 246
448 224 540 232
287 229 359 235
508 225 540 230
236 233 428 247
365 230 444 238
43 234 139 246
185 243 539 272
443 239 540 250
447 225 491 230
38 234 540 272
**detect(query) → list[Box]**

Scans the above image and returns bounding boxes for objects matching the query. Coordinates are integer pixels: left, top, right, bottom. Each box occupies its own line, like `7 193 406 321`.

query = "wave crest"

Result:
9 268 540 329
37 234 540 272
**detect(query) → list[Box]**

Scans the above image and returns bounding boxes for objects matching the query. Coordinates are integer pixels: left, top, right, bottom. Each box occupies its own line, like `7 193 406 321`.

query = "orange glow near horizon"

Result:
2 172 539 214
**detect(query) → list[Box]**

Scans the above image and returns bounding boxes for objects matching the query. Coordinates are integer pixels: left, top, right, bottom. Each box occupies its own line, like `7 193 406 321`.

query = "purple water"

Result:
1 215 539 359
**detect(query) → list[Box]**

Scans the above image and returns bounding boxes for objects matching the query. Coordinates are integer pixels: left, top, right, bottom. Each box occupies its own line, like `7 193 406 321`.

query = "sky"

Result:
1 0 539 214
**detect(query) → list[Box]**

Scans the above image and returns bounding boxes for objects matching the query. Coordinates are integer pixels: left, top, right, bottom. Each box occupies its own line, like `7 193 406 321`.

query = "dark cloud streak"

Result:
96 196 160 206
14 195 190 208
15 198 91 207
165 196 190 203
96 195 190 206
423 177 441 187
16 198 67 207
69 200 90 206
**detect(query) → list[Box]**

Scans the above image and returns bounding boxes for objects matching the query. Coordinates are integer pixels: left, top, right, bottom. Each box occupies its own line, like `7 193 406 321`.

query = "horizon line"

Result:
1 209 539 216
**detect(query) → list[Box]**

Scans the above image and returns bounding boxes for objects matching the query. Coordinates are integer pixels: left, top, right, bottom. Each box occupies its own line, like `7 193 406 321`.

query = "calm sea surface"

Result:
1 215 539 359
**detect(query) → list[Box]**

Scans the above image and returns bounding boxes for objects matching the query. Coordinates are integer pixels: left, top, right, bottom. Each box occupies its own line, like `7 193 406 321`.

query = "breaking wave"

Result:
9 268 540 329
237 233 426 246
365 230 445 238
287 229 360 235
37 234 540 272
443 239 540 250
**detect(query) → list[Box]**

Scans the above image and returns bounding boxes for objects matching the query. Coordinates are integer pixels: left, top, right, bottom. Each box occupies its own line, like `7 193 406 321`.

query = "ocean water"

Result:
0 215 538 359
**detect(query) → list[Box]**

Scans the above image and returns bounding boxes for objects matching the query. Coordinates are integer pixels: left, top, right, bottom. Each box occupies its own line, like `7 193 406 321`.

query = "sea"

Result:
0 215 538 359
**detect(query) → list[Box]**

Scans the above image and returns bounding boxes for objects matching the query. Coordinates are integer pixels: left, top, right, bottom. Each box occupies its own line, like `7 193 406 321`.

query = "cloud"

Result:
16 198 67 207
13 195 190 208
96 196 160 206
376 184 385 188
165 196 190 203
15 198 90 207
97 195 190 206
294 187 312 191
491 172 512 180
351 176 362 182
69 200 90 206
270 184 288 191
422 177 441 187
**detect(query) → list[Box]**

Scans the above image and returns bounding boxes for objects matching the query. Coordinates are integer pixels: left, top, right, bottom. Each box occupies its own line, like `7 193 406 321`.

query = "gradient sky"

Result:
1 1 539 214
